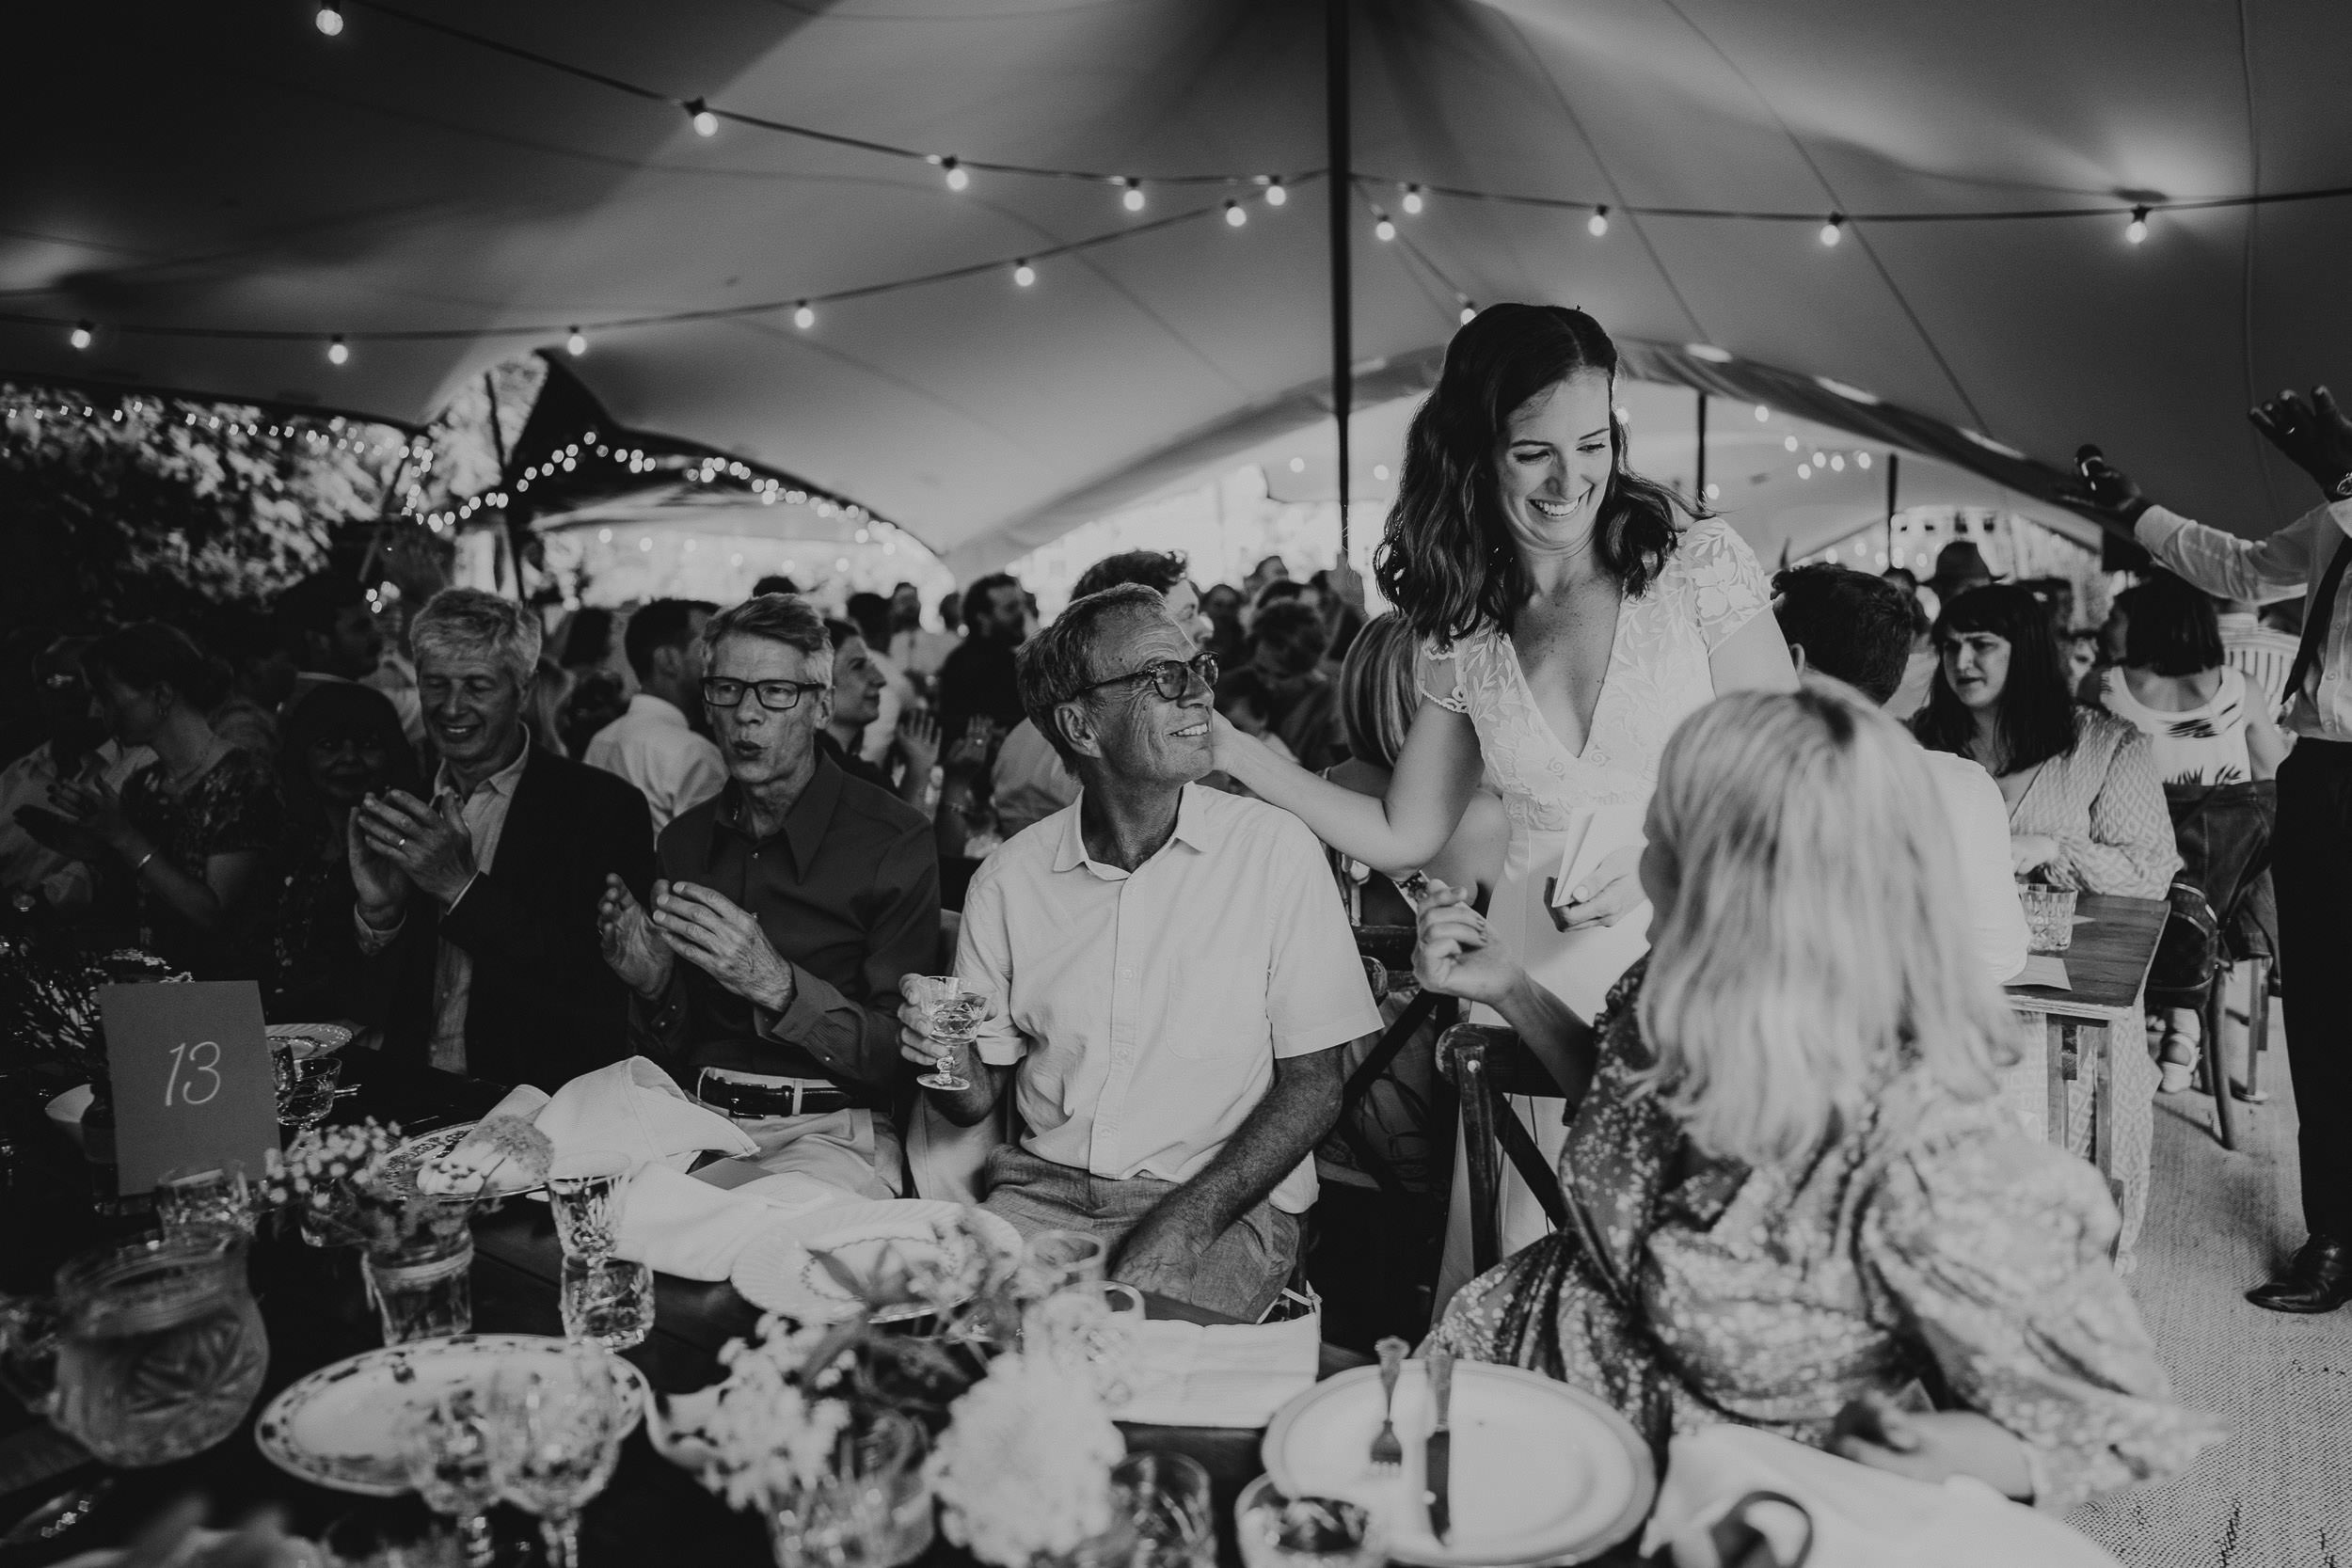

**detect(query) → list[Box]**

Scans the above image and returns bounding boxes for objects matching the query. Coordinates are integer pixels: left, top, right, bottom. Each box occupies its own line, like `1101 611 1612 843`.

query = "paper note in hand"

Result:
1547 801 1648 908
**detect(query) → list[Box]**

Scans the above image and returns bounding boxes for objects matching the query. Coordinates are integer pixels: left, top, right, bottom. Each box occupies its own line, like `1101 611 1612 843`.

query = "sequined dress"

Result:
1426 965 2219 1513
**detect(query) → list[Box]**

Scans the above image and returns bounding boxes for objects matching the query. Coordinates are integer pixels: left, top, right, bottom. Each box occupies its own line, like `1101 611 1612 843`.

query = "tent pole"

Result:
1327 0 1352 560
1884 450 1900 565
1693 390 1708 507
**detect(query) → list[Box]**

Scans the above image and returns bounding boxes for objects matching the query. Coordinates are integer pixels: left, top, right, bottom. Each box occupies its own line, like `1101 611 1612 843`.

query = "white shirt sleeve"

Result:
2135 502 2335 605
1262 819 1385 1058
955 863 1030 1069
1929 752 2031 986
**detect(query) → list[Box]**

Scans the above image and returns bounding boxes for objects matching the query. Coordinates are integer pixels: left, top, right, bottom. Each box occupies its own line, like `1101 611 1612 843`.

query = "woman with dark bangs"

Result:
1915 582 2177 1259
1214 305 1794 1302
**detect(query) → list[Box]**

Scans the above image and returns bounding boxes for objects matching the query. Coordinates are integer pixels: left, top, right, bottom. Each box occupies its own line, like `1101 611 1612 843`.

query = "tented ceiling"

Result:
8 0 2347 575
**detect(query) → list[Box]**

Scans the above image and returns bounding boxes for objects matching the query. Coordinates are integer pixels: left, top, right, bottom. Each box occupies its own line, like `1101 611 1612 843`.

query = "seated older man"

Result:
599 594 940 1197
902 584 1380 1320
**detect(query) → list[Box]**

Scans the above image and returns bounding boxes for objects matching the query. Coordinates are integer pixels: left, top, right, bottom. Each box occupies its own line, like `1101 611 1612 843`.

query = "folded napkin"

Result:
613 1163 856 1281
1114 1313 1320 1428
420 1084 554 1191
532 1056 757 1173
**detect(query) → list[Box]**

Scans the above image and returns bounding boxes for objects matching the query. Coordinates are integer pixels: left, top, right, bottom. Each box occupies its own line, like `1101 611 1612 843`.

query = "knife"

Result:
1424 1345 1454 1543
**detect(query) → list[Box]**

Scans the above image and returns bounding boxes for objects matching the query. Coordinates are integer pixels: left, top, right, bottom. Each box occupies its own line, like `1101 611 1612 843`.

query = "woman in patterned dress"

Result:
1213 306 1794 1304
1413 684 2217 1511
1914 585 2179 1257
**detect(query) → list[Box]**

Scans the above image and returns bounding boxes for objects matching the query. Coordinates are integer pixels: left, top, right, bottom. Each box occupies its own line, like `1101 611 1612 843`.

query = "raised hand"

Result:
50 773 134 855
596 874 674 999
346 803 410 923
895 709 941 777
354 790 477 905
651 881 794 1011
2249 387 2352 496
2060 444 2153 529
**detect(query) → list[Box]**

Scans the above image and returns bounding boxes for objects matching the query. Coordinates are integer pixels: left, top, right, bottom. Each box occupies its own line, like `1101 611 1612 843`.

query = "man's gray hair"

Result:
412 588 543 690
1018 583 1165 768
702 592 834 680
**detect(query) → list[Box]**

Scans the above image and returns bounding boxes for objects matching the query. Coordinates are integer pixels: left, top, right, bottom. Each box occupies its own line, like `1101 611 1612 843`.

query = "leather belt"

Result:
693 1069 855 1120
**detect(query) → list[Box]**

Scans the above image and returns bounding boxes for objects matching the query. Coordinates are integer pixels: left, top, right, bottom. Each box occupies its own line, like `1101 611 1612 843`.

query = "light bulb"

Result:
1754 404 1770 421
793 302 815 329
1287 456 1306 473
1374 214 1395 242
1820 214 1845 245
69 321 92 351
1812 451 1826 466
326 337 349 366
1830 453 1845 471
565 327 587 356
1013 260 1036 287
315 5 343 35
1225 199 1247 228
1402 185 1423 215
1798 463 1812 479
1459 302 1477 325
2125 205 2149 245
1704 482 1722 500
1120 179 1144 212
686 99 717 137
1263 179 1287 207
1784 435 1799 451
1374 463 1391 482
1587 205 1610 237
943 157 968 191
1856 451 1873 470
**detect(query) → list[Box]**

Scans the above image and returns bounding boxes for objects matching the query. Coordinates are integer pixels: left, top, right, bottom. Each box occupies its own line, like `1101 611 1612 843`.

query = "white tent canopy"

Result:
9 0 2346 573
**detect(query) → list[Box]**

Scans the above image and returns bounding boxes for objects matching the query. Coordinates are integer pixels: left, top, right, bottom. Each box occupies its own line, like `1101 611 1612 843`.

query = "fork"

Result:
1369 1337 1408 1474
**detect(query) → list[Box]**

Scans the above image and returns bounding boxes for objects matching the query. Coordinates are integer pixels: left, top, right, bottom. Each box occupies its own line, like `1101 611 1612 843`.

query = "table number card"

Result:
99 980 280 1195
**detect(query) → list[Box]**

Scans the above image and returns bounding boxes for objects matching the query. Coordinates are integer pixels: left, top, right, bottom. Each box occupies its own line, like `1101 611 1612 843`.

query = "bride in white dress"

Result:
1214 305 1794 1305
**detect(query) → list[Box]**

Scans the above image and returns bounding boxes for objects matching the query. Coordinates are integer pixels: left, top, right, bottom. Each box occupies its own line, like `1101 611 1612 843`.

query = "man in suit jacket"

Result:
350 589 653 1087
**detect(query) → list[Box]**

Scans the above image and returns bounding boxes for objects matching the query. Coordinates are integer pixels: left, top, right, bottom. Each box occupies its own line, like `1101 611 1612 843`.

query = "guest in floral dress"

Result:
54 623 283 980
1913 584 2180 1257
1414 684 2218 1512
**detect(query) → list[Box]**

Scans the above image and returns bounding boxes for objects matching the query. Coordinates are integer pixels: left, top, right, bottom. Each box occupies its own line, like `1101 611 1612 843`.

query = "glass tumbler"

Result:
153 1162 255 1235
2019 883 2079 955
547 1150 631 1259
559 1253 654 1350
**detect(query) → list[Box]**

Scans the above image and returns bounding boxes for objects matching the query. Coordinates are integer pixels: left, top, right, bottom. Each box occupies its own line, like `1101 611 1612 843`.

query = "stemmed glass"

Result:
489 1346 630 1568
400 1386 501 1568
908 975 982 1092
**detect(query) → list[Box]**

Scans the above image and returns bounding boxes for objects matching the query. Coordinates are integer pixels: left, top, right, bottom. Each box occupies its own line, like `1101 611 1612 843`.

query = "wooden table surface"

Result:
2002 892 2168 1018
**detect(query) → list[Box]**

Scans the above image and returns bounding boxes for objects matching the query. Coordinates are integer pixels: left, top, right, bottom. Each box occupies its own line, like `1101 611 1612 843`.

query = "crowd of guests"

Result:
20 302 2352 1519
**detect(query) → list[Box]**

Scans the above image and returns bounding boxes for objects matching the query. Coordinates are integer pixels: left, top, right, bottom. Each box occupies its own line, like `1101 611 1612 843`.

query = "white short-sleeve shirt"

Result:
956 784 1382 1212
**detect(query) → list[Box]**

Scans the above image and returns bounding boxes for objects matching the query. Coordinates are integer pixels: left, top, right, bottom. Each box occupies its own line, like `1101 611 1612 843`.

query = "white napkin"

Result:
1114 1313 1320 1428
532 1056 756 1173
421 1085 554 1192
613 1164 852 1281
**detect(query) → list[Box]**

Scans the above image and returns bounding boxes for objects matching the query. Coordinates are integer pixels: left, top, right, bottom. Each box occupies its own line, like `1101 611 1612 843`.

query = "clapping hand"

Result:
345 804 410 923
597 874 674 999
50 772 134 855
945 718 998 768
895 709 942 778
2249 387 2352 495
650 881 795 1012
353 790 477 905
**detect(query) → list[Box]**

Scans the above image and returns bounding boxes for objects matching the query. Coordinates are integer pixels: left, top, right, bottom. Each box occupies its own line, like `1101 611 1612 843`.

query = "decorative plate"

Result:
1261 1358 1655 1567
729 1199 1024 1325
268 1022 354 1059
378 1123 545 1199
255 1334 649 1497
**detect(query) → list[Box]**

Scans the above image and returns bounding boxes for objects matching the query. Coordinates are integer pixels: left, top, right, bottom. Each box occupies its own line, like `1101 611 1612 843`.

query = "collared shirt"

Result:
0 739 152 908
2216 610 2301 712
581 692 727 832
958 784 1382 1212
354 734 533 1073
642 754 939 1090
990 720 1079 839
2137 499 2352 740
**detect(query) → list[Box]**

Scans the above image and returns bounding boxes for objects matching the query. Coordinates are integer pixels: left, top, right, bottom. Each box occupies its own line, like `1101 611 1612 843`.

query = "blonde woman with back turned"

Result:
1414 681 2215 1511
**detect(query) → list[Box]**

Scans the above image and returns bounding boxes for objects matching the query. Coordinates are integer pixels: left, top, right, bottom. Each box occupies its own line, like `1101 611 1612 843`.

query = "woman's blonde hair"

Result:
1638 678 2014 1166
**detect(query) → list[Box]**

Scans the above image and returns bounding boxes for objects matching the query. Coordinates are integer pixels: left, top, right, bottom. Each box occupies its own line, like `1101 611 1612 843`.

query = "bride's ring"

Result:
396 834 406 848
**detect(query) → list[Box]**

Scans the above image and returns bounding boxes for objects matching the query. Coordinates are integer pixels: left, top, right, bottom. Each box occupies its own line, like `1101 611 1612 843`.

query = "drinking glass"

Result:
399 1386 501 1568
2019 883 2079 955
908 975 981 1092
1234 1475 1386 1568
153 1162 254 1235
1119 1452 1215 1568
491 1346 630 1568
547 1150 631 1259
274 1052 342 1132
1022 1229 1106 1298
559 1253 654 1350
766 1411 932 1568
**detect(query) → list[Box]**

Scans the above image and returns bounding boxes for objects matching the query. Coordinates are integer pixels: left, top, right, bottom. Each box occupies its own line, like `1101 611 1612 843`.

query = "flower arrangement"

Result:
928 1353 1125 1567
262 1116 548 1256
654 1314 860 1512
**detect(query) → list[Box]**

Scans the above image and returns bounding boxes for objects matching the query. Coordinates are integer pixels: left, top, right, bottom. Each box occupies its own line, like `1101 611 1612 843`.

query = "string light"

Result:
1012 259 1036 287
326 336 349 365
1754 404 1770 421
1224 200 1247 228
69 321 92 351
1263 178 1288 208
1830 453 1845 471
1458 300 1477 325
1812 450 1827 466
685 99 717 137
793 301 815 329
1401 184 1423 215
565 327 587 356
2125 205 2150 245
314 5 343 35
1798 463 1813 479
942 157 969 191
1120 178 1145 213
1586 205 1610 238
1856 451 1874 470
1820 214 1845 245
1784 435 1800 451
1374 213 1396 242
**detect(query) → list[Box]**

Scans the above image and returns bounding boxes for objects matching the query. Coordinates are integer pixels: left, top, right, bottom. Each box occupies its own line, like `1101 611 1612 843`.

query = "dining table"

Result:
0 1060 1636 1568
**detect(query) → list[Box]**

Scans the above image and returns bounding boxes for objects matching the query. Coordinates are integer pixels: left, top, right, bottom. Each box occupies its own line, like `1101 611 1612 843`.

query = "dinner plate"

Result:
267 1022 354 1059
255 1334 650 1497
1261 1358 1654 1567
729 1199 1023 1324
378 1123 545 1199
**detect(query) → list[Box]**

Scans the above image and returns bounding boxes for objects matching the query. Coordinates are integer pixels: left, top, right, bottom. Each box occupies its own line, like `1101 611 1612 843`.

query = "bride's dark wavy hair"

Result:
1375 304 1697 641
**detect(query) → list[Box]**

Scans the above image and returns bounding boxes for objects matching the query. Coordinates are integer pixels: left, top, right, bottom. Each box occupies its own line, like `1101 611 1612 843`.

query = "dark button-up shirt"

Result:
935 636 1026 746
638 754 941 1095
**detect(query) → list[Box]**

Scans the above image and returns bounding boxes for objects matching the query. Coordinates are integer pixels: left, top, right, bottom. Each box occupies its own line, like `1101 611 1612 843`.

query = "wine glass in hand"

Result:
908 974 981 1091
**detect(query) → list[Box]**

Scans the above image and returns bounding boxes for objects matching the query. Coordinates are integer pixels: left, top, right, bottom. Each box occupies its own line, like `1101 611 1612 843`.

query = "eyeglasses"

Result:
1073 652 1218 703
701 676 827 712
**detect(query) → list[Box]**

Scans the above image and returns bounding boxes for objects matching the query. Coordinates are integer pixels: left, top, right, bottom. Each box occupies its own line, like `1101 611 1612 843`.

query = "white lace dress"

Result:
1421 518 1770 1305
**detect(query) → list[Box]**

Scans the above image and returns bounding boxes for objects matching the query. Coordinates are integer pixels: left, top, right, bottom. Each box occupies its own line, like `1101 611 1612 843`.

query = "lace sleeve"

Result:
1674 519 1771 652
1417 640 1471 714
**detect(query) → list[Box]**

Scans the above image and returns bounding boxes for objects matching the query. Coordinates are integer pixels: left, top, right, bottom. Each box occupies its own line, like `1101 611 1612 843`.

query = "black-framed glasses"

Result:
702 676 827 712
1074 652 1218 703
